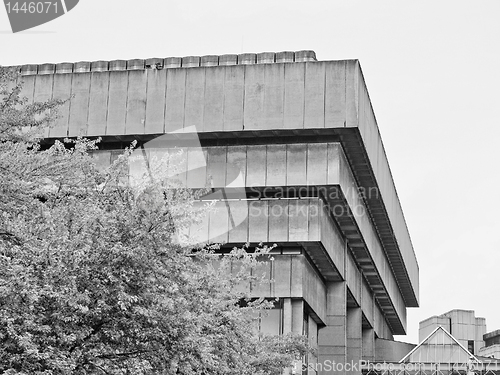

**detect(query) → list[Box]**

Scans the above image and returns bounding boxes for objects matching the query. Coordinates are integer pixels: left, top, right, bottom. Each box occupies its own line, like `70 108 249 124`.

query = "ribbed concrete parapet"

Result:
109 60 126 71
91 60 108 72
257 52 275 64
219 54 238 65
55 63 73 74
164 57 181 69
15 50 318 75
276 51 294 63
182 56 200 68
20 64 37 75
200 55 219 67
127 59 145 70
238 53 257 65
38 63 55 74
74 61 91 73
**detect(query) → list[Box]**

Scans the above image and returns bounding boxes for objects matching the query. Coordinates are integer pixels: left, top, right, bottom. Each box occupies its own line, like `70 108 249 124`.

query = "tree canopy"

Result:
0 68 309 374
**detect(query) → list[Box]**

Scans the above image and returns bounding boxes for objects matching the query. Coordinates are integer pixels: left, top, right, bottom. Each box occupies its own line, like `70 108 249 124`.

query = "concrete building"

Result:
419 310 487 355
479 330 500 359
13 51 419 373
380 326 500 374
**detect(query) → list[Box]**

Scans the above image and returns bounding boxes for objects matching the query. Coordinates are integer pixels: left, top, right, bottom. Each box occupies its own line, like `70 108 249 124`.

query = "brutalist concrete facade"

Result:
13 51 419 373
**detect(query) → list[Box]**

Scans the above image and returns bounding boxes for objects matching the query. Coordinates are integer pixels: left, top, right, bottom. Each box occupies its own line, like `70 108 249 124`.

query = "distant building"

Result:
479 329 500 359
419 309 486 355
393 326 500 374
362 310 500 373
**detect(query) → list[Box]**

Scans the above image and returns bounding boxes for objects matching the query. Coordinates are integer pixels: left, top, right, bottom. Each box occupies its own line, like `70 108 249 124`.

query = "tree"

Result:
0 68 310 374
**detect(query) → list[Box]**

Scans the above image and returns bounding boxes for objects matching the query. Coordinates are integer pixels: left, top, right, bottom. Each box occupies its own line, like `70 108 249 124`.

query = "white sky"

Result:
1 0 500 345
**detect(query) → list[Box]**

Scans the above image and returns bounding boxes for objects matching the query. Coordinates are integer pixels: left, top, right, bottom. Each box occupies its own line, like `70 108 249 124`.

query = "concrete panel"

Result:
206 146 227 187
363 328 375 361
268 199 289 242
347 308 363 366
468 324 475 340
292 299 304 334
308 199 320 241
304 62 325 129
18 75 35 108
283 63 305 129
125 71 147 134
263 63 285 128
186 148 207 187
203 67 225 132
68 73 91 137
227 202 248 243
327 143 341 185
346 252 361 305
308 316 319 370
319 281 347 375
209 200 229 244
248 200 269 242
246 145 266 187
87 72 109 136
302 259 327 323
307 143 328 186
184 68 205 130
223 66 244 131
345 60 358 128
243 64 266 129
283 298 293 334
144 69 167 134
290 256 304 297
226 146 247 186
165 68 186 133
476 318 486 341
273 256 292 296
373 303 386 339
49 73 72 137
286 143 307 185
319 202 345 280
325 61 346 128
106 71 128 135
266 144 286 187
33 74 53 138
289 199 309 241
361 279 374 327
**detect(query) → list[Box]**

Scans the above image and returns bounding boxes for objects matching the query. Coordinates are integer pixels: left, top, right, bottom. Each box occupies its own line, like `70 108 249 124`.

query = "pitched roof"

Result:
400 326 480 364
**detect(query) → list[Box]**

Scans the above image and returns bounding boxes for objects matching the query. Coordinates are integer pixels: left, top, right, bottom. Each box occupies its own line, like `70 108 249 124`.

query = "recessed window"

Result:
468 340 474 354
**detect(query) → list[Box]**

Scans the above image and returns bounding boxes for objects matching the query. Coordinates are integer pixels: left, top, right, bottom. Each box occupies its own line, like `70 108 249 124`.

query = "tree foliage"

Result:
0 68 309 374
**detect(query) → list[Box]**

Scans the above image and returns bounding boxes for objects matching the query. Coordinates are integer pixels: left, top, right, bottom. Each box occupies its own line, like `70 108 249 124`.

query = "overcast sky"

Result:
1 0 500 345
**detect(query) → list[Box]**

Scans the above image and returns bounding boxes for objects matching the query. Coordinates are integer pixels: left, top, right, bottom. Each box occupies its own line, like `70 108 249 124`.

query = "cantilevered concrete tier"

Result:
89 142 408 333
